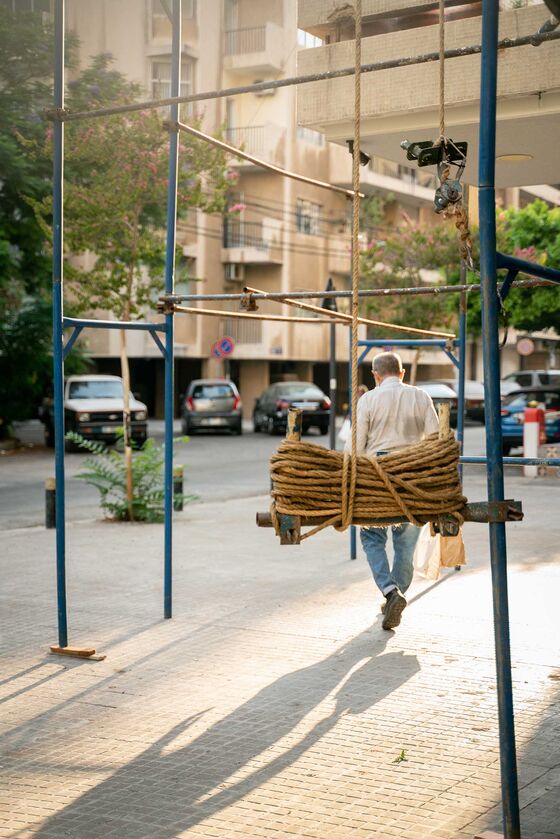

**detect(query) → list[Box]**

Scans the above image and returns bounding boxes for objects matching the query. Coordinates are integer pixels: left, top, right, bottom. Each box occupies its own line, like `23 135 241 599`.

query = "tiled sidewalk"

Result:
1 472 559 838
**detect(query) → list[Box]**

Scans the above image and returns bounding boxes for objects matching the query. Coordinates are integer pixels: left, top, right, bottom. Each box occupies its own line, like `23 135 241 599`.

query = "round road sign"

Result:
218 336 235 357
517 338 535 357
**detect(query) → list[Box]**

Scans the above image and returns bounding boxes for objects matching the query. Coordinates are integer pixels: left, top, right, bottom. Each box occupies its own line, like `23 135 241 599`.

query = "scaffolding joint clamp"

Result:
240 291 258 312
157 294 181 314
162 119 180 133
45 107 69 122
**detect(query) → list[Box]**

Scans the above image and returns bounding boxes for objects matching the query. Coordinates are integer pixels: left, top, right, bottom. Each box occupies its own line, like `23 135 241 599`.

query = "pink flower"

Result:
227 203 246 214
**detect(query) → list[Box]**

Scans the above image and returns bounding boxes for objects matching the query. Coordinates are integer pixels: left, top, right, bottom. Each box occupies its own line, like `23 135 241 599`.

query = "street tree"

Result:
33 54 234 516
0 7 79 438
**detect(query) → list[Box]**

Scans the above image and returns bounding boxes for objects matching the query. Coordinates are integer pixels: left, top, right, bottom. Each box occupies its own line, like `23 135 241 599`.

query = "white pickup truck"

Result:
40 374 148 449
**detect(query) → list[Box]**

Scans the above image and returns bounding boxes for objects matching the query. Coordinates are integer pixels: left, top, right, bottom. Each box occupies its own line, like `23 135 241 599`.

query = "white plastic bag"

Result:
413 524 442 580
338 417 351 444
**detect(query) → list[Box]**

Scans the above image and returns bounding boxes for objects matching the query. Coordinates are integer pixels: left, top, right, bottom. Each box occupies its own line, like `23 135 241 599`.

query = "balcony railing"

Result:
223 219 269 250
224 317 263 345
224 26 266 56
224 124 285 166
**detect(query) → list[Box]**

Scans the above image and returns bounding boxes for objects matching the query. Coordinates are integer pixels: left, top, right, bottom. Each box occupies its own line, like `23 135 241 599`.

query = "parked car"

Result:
415 382 458 428
181 379 242 434
40 374 148 450
253 381 331 435
432 379 485 422
501 369 560 396
500 386 560 455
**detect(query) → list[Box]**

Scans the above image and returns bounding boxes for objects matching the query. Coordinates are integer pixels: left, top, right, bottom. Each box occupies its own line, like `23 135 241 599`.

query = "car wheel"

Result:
267 417 276 435
234 421 243 435
319 423 329 435
182 418 190 435
252 415 261 433
44 425 55 448
502 443 512 457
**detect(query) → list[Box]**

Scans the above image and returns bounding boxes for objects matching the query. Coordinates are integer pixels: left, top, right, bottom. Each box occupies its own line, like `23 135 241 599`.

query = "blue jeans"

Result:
360 524 420 596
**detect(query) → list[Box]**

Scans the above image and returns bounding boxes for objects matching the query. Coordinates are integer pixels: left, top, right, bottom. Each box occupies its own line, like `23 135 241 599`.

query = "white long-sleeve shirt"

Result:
345 376 439 457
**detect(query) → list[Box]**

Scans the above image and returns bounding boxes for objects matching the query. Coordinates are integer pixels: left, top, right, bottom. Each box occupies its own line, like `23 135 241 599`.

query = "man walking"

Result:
346 352 439 630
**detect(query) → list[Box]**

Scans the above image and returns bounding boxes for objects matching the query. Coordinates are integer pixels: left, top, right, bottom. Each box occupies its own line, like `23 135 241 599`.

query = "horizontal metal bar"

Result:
461 456 560 466
496 251 560 285
49 30 560 123
62 317 167 333
163 278 550 305
358 338 456 347
257 499 523 529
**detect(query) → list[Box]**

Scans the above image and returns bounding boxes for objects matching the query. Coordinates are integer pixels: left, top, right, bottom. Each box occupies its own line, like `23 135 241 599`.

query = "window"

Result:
151 57 195 118
151 0 196 39
296 199 321 235
297 29 323 49
296 126 325 147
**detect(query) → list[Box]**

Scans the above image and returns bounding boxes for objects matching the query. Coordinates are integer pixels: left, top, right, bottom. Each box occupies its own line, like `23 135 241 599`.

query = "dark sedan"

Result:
253 381 331 435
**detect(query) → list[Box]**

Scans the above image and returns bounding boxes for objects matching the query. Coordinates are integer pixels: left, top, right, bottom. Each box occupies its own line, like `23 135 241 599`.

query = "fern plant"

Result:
66 431 196 522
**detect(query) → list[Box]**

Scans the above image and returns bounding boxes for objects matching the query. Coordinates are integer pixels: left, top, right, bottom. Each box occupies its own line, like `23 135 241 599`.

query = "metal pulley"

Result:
400 137 468 215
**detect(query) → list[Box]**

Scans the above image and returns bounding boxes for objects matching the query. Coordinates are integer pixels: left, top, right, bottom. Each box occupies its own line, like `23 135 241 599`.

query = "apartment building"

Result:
297 0 560 379
62 0 445 416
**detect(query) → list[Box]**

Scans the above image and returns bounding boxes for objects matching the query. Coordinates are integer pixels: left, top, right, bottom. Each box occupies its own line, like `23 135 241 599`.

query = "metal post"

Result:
52 0 67 648
329 322 336 449
479 1 521 836
457 287 467 476
163 0 181 620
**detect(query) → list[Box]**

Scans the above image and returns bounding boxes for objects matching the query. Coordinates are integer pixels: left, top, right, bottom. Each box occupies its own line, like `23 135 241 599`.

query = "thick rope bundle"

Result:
270 432 466 541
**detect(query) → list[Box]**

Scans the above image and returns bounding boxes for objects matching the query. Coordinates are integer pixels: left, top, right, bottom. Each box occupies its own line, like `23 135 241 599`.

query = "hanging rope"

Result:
349 0 363 533
438 0 446 141
270 432 466 541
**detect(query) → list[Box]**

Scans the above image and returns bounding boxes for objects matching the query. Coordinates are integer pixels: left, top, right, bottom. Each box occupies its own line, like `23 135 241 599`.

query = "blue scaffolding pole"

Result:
479 1 520 835
50 0 178 655
52 0 67 650
163 0 181 619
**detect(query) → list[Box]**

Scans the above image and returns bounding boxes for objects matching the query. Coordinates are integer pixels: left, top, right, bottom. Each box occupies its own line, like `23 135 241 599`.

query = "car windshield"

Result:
277 384 324 399
503 391 560 410
192 384 234 398
68 381 123 399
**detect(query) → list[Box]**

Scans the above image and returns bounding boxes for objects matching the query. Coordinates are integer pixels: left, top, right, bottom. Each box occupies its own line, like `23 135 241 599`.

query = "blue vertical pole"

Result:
52 0 67 648
348 327 357 560
163 0 181 619
479 1 521 836
457 289 467 478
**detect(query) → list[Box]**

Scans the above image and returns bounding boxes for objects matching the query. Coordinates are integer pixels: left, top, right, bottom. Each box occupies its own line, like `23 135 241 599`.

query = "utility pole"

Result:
322 277 338 450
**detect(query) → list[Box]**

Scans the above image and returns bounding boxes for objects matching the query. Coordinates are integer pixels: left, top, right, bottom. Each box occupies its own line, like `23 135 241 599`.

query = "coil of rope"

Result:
270 431 466 542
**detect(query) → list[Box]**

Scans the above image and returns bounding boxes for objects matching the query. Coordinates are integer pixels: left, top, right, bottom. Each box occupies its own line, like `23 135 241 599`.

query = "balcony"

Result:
222 219 283 264
298 4 560 188
223 23 284 74
224 124 285 168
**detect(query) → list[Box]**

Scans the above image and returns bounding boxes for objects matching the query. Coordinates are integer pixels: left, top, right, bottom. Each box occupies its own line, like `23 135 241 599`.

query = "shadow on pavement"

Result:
32 618 419 837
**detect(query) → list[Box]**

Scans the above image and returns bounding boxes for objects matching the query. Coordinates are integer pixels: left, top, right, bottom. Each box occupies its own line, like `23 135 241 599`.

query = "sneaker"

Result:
382 589 407 630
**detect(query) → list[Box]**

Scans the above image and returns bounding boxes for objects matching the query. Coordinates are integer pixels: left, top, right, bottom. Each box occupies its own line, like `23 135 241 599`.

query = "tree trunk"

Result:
119 328 134 521
409 348 421 385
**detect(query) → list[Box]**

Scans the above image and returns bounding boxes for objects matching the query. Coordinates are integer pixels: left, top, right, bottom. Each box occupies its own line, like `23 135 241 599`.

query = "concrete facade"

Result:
63 0 448 418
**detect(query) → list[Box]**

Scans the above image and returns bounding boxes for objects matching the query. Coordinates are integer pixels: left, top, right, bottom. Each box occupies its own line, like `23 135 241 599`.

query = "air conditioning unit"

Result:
225 263 245 282
254 80 276 97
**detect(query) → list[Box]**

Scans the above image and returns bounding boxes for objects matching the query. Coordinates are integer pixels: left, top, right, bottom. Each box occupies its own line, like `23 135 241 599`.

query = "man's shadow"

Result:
35 618 419 837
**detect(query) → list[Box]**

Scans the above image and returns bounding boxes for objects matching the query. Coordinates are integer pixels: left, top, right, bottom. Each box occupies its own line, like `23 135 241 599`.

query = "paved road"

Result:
0 419 488 530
